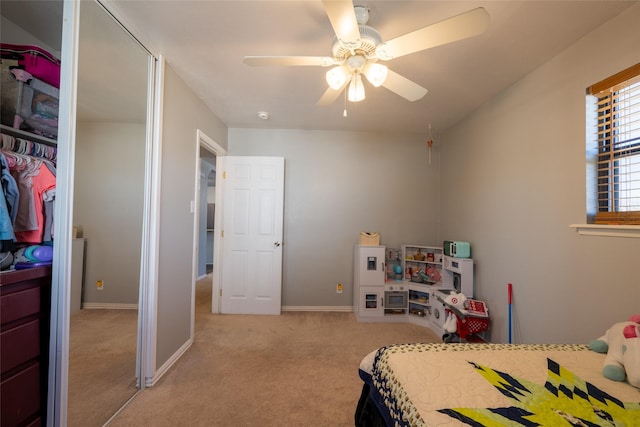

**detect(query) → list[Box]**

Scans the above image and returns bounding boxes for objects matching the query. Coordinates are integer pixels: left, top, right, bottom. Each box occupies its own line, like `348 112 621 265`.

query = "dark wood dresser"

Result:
1 266 52 427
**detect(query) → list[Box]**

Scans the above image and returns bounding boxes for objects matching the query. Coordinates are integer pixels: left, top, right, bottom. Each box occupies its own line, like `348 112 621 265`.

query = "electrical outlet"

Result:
336 283 343 294
96 279 104 290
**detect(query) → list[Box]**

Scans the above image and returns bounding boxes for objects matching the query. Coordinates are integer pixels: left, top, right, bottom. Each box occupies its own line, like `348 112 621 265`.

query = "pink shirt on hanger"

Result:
14 163 56 243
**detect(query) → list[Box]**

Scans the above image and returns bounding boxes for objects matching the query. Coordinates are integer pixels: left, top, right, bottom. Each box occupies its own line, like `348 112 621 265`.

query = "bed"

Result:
355 343 640 426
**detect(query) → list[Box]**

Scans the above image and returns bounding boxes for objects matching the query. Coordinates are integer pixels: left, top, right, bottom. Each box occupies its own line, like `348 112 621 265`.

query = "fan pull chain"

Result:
343 88 348 117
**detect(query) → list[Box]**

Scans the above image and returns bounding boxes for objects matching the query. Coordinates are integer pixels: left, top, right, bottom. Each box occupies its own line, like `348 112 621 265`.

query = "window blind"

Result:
588 63 640 224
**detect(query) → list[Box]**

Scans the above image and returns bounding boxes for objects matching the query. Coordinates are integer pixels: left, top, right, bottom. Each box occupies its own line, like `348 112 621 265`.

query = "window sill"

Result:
569 224 640 238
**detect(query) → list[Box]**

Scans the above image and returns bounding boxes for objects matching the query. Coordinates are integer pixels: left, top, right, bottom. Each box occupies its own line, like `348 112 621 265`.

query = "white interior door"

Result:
220 156 284 314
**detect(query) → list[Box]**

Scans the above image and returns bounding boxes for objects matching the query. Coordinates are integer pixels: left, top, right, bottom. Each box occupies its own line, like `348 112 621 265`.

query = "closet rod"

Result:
0 124 57 147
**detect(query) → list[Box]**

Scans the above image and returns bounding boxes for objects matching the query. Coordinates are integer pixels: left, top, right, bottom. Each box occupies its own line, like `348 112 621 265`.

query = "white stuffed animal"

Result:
444 312 458 333
442 292 467 333
588 314 640 389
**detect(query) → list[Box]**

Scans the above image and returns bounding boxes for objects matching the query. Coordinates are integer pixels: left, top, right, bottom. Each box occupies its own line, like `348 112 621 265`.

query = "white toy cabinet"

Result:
353 245 386 319
353 245 411 321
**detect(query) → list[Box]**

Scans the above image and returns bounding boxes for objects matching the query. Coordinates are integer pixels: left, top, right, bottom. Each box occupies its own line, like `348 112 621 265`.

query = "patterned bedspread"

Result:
367 343 640 426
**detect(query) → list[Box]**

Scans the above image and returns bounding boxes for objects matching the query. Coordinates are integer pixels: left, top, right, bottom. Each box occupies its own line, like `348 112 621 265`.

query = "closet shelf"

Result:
1 124 57 147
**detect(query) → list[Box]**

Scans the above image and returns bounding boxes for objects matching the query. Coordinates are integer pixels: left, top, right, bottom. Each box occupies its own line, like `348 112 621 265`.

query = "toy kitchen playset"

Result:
353 239 489 341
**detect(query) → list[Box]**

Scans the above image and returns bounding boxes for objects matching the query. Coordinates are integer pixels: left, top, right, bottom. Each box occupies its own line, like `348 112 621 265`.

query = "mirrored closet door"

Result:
68 1 151 424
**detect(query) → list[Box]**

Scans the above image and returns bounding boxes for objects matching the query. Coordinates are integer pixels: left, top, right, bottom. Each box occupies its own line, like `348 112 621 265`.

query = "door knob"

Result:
274 241 281 247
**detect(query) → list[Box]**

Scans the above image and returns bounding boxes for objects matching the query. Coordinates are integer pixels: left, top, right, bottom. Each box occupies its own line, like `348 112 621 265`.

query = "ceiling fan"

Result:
243 0 490 106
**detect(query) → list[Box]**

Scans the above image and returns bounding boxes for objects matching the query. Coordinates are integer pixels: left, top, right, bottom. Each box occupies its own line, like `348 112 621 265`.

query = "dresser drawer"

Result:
1 362 41 427
1 319 40 374
0 287 41 324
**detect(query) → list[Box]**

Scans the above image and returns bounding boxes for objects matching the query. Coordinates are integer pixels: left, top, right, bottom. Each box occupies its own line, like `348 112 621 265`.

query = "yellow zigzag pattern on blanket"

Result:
439 358 640 426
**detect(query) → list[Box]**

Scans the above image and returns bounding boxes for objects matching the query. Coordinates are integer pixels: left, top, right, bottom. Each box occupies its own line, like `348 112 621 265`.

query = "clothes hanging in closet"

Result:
0 153 18 245
1 133 56 248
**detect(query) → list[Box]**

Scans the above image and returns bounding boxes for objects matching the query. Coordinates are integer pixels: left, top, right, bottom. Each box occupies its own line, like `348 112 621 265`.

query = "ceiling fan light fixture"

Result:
326 66 349 90
348 73 365 102
363 62 388 87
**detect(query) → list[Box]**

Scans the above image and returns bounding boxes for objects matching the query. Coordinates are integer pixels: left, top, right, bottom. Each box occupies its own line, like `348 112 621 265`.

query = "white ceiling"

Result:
105 0 635 135
76 0 149 123
0 1 63 48
3 1 637 135
2 0 148 123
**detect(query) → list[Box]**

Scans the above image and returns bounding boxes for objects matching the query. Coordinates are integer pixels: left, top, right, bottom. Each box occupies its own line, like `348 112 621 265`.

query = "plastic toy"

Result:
439 292 490 343
425 265 441 282
588 314 640 388
443 291 467 309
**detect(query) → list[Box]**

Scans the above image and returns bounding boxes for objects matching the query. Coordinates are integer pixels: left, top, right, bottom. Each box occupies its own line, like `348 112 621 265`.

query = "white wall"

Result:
74 122 145 306
440 3 640 344
155 63 227 368
228 128 438 307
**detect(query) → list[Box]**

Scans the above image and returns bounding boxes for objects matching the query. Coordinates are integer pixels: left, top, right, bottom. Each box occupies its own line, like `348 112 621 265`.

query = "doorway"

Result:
193 130 226 325
198 160 215 278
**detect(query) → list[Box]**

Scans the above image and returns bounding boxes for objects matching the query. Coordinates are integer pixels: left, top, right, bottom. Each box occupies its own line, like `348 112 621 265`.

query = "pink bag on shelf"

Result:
0 43 61 88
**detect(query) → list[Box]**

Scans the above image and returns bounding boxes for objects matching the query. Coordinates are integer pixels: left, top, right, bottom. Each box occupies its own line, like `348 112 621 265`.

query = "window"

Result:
587 63 640 224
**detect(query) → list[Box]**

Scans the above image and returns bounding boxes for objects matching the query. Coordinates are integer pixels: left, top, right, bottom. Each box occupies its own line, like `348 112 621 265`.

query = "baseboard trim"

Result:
81 303 138 310
145 338 193 387
281 306 354 313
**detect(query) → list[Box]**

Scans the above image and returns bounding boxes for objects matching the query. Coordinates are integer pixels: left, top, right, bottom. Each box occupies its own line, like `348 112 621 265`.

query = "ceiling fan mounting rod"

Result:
354 5 370 25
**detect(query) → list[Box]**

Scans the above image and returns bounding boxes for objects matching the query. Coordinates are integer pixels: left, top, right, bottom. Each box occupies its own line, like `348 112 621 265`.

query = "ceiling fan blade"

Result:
243 56 336 67
382 69 428 102
322 0 360 46
377 7 490 60
317 78 350 106
317 87 343 106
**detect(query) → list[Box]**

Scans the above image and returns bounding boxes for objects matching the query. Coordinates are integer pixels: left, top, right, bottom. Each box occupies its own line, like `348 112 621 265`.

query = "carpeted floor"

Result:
68 308 138 426
107 276 440 426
